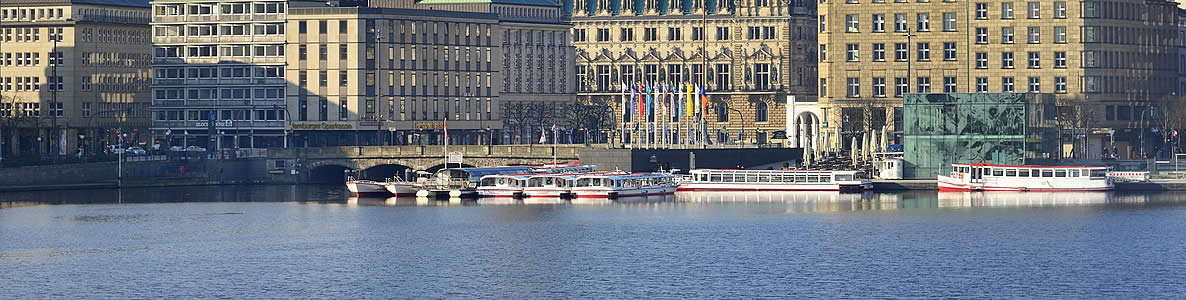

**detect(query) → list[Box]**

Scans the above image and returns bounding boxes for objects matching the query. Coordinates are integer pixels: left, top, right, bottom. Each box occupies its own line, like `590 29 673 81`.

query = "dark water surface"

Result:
3 185 1186 298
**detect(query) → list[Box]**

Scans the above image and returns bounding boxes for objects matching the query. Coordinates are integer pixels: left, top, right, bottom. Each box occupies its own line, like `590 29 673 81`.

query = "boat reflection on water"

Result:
674 191 902 212
345 196 479 207
936 191 1148 208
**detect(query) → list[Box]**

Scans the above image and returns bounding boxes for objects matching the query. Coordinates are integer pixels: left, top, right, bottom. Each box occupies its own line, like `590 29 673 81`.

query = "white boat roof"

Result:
688 169 865 174
576 173 673 179
951 163 1108 169
480 174 534 180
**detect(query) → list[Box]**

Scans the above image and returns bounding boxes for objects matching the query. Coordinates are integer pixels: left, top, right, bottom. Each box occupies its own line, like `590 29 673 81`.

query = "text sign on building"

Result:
196 120 234 127
416 123 444 129
289 122 353 130
447 153 463 164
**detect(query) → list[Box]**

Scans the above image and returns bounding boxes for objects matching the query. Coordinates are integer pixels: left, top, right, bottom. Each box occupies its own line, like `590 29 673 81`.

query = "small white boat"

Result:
522 173 580 198
937 163 1113 192
346 178 389 195
677 169 873 192
570 173 678 199
476 174 532 198
383 178 422 197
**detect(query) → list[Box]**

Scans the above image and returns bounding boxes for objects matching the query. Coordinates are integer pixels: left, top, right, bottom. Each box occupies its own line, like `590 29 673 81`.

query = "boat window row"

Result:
956 166 1107 178
527 177 568 187
695 173 833 183
574 175 673 187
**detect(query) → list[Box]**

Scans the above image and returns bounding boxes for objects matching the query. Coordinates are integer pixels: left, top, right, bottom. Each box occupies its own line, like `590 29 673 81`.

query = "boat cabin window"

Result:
1070 170 1080 177
480 178 497 187
1089 169 1107 178
1018 169 1029 177
1041 170 1053 177
1055 170 1067 177
992 168 1004 177
836 174 853 181
1005 169 1017 176
710 174 722 182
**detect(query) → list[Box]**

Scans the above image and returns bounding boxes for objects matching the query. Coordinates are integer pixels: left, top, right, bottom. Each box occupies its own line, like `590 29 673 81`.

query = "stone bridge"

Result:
266 144 584 182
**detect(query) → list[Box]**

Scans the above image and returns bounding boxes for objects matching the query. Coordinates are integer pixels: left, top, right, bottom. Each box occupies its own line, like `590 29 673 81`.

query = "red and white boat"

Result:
522 173 581 198
476 174 532 198
570 173 677 199
677 169 873 192
937 163 1113 192
346 178 389 195
383 178 422 197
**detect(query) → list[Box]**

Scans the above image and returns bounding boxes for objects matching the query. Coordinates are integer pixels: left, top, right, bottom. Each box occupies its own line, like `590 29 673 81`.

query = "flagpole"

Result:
443 117 448 170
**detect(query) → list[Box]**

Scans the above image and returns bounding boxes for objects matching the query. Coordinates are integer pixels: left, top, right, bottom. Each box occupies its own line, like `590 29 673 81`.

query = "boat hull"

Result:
347 181 390 195
477 188 522 198
383 183 421 197
522 188 570 198
937 175 1113 192
572 186 677 198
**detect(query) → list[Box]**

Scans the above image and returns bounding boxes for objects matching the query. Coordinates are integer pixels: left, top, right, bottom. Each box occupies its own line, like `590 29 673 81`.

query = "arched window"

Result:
755 102 768 122
716 102 728 122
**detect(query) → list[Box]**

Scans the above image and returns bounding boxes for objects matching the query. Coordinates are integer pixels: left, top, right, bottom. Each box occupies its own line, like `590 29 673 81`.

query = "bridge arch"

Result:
309 164 355 184
425 163 476 174
361 163 415 181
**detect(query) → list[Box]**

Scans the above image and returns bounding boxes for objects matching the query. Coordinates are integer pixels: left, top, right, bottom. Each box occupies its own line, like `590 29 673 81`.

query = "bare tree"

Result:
528 102 557 143
503 102 532 144
0 95 39 162
562 100 613 144
1055 99 1097 159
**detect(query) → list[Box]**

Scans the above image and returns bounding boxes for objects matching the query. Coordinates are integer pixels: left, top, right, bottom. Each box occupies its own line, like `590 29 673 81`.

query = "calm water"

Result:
3 185 1186 298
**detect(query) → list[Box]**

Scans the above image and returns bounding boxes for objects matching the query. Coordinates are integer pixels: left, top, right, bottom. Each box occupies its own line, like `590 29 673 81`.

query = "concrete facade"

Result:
0 0 152 160
819 0 1179 157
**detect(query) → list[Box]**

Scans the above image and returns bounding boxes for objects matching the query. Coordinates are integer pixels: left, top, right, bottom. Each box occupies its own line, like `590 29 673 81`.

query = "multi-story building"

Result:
149 0 291 149
284 0 574 146
567 0 817 145
0 0 152 160
819 0 1178 158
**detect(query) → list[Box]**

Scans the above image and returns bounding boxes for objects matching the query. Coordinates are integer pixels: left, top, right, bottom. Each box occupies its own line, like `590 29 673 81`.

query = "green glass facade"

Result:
903 93 1059 179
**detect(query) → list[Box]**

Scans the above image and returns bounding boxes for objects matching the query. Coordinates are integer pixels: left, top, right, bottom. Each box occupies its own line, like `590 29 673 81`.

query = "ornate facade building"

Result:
1 0 152 160
566 0 817 145
819 0 1179 157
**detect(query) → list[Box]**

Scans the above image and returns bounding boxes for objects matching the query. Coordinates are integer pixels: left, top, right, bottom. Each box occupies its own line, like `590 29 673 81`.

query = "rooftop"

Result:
0 0 149 8
416 0 561 8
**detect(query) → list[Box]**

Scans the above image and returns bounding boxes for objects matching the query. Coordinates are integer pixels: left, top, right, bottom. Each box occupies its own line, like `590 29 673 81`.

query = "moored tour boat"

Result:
346 178 389 195
677 169 873 192
383 178 422 197
937 163 1113 192
522 173 580 198
570 173 677 199
476 174 533 198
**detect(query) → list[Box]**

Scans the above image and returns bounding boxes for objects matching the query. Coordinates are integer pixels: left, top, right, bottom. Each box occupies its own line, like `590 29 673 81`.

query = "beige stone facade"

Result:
568 0 817 145
1 0 151 160
819 0 1179 152
282 0 573 146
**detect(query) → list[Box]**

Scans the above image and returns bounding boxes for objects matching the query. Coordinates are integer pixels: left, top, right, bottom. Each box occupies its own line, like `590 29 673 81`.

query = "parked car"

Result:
126 147 147 155
185 146 207 152
169 146 186 152
108 146 125 154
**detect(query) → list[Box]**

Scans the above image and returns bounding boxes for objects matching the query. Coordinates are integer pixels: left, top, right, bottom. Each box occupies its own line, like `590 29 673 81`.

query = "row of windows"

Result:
583 25 773 42
0 103 43 117
153 24 284 37
973 26 1069 44
835 13 959 33
81 52 152 68
155 2 285 16
296 20 499 47
78 28 150 44
1 8 65 21
81 76 150 92
155 109 287 122
153 87 284 100
154 66 282 79
1 27 64 43
153 45 283 58
971 2 1068 20
575 64 734 92
293 96 492 122
822 76 1069 98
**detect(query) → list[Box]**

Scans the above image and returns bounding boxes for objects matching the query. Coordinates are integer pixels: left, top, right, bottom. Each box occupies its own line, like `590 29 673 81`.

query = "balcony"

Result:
187 36 219 44
152 100 186 107
219 78 252 85
253 78 286 85
186 15 218 23
153 57 184 64
219 36 254 43
153 16 185 23
252 14 284 22
154 36 187 44
218 15 253 22
252 99 285 106
153 79 185 85
252 57 285 64
252 35 285 43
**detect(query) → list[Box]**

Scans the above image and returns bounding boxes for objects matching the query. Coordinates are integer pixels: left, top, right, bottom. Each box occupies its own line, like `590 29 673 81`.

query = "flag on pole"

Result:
539 126 547 144
637 83 645 116
693 85 701 119
646 83 653 119
443 117 449 145
621 83 628 118
629 84 636 116
692 84 702 119
686 83 694 117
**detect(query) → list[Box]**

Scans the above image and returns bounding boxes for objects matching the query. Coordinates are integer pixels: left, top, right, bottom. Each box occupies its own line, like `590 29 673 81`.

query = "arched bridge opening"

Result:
309 164 354 184
361 164 414 181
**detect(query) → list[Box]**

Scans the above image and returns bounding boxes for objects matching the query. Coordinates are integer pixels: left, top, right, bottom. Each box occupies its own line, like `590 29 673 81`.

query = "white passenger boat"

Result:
570 173 678 199
677 169 873 192
346 178 389 195
522 173 581 198
937 163 1113 192
476 174 533 198
383 178 422 197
